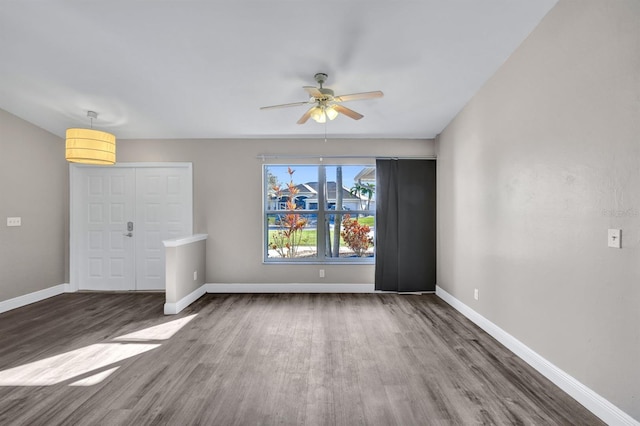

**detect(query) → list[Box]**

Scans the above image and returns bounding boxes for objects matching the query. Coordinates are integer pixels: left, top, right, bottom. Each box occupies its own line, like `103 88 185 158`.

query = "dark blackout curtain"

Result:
375 159 436 292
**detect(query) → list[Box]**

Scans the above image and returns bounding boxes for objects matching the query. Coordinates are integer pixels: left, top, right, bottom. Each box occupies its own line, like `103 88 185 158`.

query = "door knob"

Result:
123 232 133 237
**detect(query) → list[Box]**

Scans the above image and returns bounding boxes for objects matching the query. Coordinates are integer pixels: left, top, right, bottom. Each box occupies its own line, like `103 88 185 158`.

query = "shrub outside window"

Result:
264 164 375 263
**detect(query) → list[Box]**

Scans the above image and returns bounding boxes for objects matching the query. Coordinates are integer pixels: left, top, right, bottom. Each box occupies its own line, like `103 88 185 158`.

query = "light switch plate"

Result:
7 217 21 227
608 229 621 248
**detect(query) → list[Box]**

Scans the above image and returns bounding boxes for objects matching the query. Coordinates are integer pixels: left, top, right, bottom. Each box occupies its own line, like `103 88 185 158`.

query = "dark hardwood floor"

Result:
0 293 602 425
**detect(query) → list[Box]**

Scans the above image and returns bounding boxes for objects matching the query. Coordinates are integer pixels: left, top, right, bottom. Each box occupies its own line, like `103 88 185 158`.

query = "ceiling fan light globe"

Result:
313 113 327 124
326 106 338 121
310 107 326 123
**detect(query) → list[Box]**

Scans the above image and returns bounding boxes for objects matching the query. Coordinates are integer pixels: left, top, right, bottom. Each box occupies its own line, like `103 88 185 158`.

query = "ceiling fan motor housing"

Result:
318 87 334 99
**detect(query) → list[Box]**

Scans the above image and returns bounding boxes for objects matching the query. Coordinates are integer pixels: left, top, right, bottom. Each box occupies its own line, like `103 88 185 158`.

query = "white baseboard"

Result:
205 283 375 293
435 285 639 426
0 283 70 315
164 284 207 315
163 283 375 315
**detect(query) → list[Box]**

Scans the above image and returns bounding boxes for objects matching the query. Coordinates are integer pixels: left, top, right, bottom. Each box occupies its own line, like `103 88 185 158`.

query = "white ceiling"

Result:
0 1 557 140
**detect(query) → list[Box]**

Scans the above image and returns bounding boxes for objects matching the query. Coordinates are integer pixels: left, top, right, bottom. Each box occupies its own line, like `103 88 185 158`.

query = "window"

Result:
264 164 376 263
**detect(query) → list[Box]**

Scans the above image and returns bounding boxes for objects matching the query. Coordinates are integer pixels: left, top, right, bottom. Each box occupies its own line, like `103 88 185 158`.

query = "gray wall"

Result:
436 0 639 420
117 138 434 285
0 109 68 301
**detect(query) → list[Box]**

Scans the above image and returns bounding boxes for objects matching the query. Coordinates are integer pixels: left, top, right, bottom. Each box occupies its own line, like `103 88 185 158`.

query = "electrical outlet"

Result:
193 271 198 281
319 269 325 278
7 217 21 227
474 288 479 301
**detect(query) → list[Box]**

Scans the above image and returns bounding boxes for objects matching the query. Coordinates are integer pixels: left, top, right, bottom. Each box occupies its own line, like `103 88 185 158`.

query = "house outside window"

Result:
264 164 376 263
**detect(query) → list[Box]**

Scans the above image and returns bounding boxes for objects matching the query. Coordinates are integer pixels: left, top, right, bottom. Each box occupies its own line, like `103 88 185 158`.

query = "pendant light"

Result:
65 111 116 165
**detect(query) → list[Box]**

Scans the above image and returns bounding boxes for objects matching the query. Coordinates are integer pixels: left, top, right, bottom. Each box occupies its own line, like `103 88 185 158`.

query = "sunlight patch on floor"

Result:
113 314 197 341
0 343 159 386
0 313 198 387
69 366 120 387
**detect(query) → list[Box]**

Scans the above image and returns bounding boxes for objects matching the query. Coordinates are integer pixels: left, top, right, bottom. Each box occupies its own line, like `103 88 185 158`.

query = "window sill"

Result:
263 260 374 265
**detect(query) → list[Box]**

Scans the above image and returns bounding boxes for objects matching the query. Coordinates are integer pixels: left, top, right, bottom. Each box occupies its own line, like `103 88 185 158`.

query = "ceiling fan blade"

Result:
334 91 384 103
260 101 310 110
333 104 363 120
303 86 323 98
297 107 314 124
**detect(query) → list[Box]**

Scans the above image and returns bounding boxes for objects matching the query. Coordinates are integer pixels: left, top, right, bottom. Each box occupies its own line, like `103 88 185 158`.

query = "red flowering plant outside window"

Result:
340 214 374 257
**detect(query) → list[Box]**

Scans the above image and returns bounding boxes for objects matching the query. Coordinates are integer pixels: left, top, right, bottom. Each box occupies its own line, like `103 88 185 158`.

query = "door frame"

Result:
69 162 193 292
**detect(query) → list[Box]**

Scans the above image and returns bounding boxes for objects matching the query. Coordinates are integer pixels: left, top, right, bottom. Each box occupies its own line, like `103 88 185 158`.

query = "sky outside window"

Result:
267 165 371 188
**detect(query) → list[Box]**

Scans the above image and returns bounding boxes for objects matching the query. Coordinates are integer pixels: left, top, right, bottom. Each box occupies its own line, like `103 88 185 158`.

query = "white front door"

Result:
71 164 193 291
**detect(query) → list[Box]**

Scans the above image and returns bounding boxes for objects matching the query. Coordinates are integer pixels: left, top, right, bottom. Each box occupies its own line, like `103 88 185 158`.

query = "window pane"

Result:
322 166 376 259
265 165 318 211
324 165 376 212
266 213 318 259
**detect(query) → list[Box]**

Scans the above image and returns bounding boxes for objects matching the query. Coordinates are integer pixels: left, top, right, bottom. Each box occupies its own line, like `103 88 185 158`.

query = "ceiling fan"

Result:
260 73 383 124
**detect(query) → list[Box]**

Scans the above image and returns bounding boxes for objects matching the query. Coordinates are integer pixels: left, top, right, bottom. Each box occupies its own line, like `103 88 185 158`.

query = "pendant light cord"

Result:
87 110 98 129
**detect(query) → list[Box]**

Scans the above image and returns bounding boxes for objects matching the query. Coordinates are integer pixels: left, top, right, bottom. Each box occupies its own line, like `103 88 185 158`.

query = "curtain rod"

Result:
257 154 436 161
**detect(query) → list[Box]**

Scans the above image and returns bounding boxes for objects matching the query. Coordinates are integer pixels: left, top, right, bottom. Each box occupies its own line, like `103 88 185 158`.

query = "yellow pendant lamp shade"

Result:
65 111 116 165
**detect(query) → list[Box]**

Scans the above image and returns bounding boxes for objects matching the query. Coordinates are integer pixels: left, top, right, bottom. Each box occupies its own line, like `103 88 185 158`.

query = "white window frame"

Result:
263 164 375 264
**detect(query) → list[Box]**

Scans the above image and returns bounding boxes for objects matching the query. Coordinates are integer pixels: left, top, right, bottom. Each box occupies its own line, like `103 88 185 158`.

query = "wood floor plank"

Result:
0 293 604 425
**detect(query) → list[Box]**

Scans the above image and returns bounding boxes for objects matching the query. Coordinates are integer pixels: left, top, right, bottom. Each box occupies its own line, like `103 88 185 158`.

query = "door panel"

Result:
81 168 135 291
135 167 191 290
